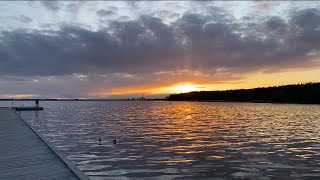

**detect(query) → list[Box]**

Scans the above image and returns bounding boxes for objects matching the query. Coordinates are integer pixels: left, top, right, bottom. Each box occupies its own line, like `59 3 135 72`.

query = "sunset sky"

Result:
0 1 320 98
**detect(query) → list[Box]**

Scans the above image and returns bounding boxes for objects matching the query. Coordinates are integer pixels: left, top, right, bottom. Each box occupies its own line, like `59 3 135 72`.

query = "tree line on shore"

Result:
165 82 320 104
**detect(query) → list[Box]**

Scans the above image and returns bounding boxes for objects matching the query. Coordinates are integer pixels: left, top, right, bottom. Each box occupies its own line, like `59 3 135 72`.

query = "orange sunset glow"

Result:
88 67 320 98
0 94 36 99
1 1 320 179
171 84 200 93
0 1 319 99
90 82 210 96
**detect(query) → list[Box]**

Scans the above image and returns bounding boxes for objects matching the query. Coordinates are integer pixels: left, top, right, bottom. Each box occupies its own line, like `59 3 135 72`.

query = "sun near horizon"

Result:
172 84 198 93
88 66 320 99
0 1 320 99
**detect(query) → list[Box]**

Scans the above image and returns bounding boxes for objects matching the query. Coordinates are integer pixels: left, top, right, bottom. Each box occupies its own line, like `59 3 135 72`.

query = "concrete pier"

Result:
0 108 80 179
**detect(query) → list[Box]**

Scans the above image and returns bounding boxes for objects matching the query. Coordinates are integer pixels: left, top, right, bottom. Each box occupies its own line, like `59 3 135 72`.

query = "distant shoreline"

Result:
0 98 319 105
165 82 320 104
1 83 320 104
165 99 320 105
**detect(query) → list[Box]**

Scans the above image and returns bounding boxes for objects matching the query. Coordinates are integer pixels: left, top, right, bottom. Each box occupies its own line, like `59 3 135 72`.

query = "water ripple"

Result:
21 101 320 179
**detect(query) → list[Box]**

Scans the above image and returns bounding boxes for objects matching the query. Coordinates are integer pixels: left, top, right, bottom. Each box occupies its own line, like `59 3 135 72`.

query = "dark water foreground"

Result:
18 101 320 179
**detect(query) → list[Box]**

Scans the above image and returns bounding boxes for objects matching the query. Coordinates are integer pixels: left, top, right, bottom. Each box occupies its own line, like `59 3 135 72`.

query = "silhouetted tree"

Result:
165 83 320 104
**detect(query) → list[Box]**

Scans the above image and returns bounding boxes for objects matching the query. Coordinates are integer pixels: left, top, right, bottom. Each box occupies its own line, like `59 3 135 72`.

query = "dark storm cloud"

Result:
288 8 320 46
175 8 320 72
0 16 183 76
262 16 286 32
1 7 320 78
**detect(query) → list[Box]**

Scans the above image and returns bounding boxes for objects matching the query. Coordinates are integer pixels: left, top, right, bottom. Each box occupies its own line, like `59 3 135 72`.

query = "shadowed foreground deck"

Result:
0 108 79 180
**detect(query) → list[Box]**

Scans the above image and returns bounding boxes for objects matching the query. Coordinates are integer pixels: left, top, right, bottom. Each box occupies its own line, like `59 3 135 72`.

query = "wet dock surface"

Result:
0 108 79 180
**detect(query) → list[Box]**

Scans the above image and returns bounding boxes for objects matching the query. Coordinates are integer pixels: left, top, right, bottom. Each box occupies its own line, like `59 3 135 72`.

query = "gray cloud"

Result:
97 9 116 17
1 7 320 97
0 76 31 82
251 1 276 11
41 1 61 11
126 1 140 8
67 1 87 14
17 15 32 23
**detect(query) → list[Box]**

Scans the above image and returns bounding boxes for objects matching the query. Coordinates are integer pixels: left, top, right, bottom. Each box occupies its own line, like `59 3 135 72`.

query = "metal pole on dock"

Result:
35 99 39 107
11 98 13 107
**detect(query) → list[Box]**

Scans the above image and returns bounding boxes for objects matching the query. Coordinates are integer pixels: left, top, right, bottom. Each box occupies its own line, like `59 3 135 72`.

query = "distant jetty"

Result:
13 106 44 111
12 99 44 111
166 82 320 104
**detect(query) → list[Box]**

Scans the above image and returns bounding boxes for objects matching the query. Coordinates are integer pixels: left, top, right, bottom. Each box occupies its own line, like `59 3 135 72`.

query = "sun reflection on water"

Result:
20 101 320 179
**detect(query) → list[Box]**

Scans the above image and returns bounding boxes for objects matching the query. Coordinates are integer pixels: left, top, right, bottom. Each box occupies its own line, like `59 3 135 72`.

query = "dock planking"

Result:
0 108 80 180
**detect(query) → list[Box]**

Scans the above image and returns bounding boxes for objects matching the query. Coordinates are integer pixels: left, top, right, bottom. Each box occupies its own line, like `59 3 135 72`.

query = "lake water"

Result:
8 101 320 179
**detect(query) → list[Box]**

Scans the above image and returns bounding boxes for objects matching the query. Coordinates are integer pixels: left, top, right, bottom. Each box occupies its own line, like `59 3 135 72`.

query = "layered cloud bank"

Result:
0 1 320 98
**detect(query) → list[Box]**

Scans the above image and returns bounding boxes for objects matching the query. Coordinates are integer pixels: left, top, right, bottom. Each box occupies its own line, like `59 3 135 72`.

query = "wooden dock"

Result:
0 108 83 180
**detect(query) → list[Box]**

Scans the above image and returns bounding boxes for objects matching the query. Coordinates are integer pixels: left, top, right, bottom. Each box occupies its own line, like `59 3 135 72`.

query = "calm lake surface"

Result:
11 101 320 179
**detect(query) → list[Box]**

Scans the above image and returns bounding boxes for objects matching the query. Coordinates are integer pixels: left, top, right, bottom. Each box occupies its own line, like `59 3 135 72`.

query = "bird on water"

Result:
98 138 116 145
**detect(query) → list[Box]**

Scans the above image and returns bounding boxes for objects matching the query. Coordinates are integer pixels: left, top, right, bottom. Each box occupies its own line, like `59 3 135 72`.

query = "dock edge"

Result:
13 108 90 180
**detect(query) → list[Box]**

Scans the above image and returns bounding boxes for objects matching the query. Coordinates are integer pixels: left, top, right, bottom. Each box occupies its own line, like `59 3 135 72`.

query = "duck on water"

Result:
98 138 117 145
